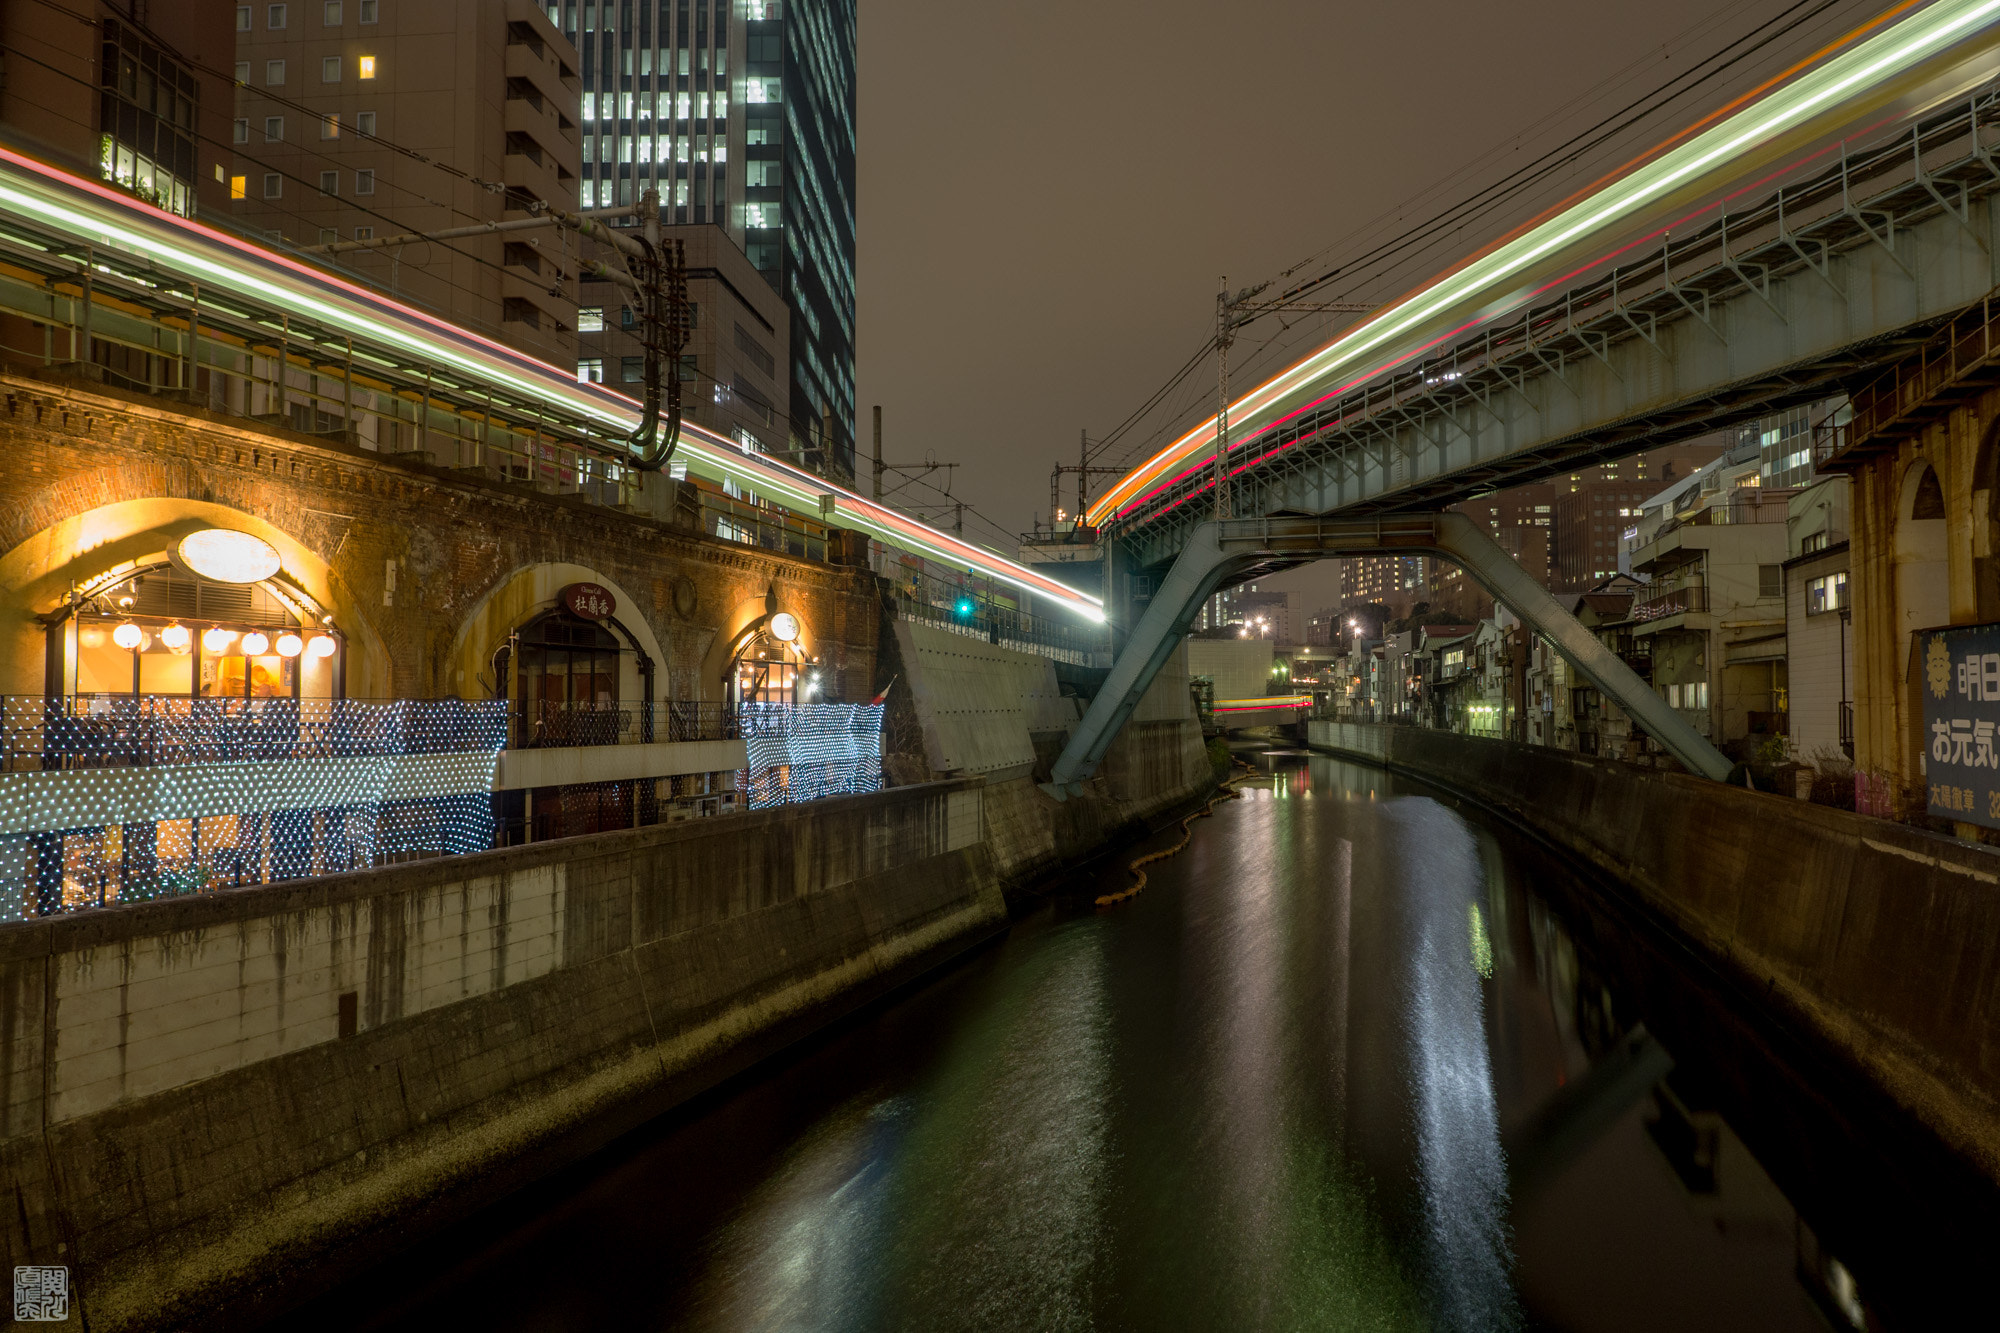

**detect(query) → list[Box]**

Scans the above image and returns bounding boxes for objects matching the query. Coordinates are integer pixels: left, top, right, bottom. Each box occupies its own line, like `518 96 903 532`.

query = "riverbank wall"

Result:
881 620 1215 897
1307 719 2000 1187
0 779 1002 1331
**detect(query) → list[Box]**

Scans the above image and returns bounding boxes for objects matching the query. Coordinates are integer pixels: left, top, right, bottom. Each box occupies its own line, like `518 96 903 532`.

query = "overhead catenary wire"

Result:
1084 0 1884 478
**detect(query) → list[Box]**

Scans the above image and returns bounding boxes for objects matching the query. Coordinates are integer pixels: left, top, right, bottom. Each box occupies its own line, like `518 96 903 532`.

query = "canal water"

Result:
288 751 1978 1332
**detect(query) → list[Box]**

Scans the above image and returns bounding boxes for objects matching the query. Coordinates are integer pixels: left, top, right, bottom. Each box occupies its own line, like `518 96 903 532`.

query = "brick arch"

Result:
444 562 669 703
701 581 823 701
0 494 390 696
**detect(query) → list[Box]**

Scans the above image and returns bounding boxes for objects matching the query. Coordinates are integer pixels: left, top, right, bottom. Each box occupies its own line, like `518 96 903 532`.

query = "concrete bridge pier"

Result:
1044 513 1733 796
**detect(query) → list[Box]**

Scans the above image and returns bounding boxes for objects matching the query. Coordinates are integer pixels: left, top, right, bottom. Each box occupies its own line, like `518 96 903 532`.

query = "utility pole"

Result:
1212 280 1374 522
872 404 883 500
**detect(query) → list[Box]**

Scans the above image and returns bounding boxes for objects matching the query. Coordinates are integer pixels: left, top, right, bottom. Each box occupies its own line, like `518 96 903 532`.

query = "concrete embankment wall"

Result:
0 780 1001 1331
886 620 1214 894
1307 719 2000 1181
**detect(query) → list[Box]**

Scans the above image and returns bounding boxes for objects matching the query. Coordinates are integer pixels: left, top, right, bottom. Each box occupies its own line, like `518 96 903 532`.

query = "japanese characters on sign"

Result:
1921 625 2000 826
561 582 617 621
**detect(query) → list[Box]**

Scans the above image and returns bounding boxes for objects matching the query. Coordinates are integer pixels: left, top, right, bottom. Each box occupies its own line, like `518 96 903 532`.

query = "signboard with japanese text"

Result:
1921 623 2000 826
561 582 616 621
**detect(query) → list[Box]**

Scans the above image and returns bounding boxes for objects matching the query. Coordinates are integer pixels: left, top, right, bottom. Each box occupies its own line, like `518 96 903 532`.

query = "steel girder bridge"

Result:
1051 1 2000 794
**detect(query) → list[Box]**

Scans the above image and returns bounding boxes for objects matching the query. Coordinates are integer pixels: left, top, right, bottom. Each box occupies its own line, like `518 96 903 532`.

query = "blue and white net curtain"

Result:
737 703 885 810
0 697 507 919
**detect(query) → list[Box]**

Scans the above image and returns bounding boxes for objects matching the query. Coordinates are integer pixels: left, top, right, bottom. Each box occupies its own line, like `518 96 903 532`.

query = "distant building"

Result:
1784 474 1854 768
0 0 236 221
232 0 583 367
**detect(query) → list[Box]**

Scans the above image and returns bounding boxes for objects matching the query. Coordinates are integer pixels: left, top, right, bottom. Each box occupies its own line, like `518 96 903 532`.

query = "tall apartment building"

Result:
232 0 583 368
1549 443 1726 587
0 0 236 220
560 0 853 484
1342 555 1427 619
753 0 855 483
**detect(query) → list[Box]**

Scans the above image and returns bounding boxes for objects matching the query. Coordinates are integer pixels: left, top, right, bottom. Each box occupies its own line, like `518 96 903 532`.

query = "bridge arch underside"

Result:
1121 94 2000 569
1047 516 1732 799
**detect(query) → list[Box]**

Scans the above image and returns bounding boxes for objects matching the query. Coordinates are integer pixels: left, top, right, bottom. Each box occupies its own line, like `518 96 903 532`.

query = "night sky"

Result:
852 0 1889 607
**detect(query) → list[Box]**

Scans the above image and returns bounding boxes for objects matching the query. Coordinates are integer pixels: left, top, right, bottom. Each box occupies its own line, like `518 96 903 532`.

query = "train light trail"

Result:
1089 0 2000 527
0 147 1104 622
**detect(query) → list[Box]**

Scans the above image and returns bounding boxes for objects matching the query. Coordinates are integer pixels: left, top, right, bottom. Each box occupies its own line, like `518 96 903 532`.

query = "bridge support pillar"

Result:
1044 514 1732 797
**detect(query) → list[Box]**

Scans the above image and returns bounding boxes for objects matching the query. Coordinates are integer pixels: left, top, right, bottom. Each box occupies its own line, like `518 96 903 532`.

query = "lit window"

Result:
359 0 377 20
229 174 247 199
358 54 377 78
262 172 282 198
1806 571 1849 615
320 113 340 139
319 170 338 195
322 55 342 82
581 92 595 121
324 0 343 21
354 168 375 194
264 115 284 141
577 306 605 332
576 357 604 384
236 5 252 31
233 118 249 143
266 59 286 85
268 3 287 28
356 110 376 135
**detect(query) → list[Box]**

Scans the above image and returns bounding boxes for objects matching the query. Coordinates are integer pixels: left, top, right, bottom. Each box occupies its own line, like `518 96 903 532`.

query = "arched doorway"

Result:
512 609 624 746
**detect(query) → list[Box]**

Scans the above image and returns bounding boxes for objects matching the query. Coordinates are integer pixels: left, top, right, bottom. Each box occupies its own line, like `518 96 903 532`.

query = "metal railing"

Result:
1630 585 1709 622
1816 287 2000 465
891 592 1112 667
0 695 506 771
514 699 738 748
702 494 831 562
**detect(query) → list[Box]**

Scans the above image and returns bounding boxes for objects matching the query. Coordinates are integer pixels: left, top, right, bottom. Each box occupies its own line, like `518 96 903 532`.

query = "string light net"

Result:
0 697 506 920
738 703 885 810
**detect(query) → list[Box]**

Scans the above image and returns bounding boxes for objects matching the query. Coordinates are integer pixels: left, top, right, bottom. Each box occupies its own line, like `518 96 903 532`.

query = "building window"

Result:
323 0 343 21
1806 571 1849 616
319 228 338 244
356 110 376 135
99 18 203 216
1801 531 1829 554
320 113 340 139
318 170 338 195
235 61 250 83
262 172 282 198
229 174 246 199
619 304 634 328
359 0 378 20
620 356 643 383
577 306 605 332
576 357 604 384
264 115 284 141
322 56 342 82
266 59 286 85
354 168 375 194
233 118 249 143
1758 564 1782 599
236 6 252 32
354 226 374 239
358 55 378 79
268 4 287 29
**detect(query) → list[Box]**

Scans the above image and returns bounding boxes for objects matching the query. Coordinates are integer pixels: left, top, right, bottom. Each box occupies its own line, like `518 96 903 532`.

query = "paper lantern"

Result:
111 622 144 650
240 632 270 656
306 634 338 659
160 623 192 652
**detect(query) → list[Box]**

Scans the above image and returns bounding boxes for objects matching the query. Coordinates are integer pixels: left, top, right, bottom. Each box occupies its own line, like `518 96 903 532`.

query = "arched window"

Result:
515 612 622 746
729 626 801 706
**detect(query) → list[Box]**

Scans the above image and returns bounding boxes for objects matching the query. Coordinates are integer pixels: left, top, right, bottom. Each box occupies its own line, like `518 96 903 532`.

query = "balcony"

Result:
1631 585 1709 622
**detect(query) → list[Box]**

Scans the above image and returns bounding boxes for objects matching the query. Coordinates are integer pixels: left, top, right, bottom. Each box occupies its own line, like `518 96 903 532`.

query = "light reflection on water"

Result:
305 754 1861 1333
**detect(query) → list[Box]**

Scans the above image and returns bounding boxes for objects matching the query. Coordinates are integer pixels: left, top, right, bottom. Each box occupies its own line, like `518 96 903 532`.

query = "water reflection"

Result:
299 752 1951 1332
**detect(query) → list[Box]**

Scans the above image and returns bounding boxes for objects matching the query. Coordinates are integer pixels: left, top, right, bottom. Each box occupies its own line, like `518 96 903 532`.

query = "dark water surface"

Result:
288 753 1988 1332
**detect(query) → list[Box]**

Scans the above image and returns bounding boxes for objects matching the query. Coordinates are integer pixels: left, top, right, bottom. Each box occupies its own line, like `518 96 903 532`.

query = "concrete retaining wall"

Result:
0 780 1001 1330
1308 719 2000 1182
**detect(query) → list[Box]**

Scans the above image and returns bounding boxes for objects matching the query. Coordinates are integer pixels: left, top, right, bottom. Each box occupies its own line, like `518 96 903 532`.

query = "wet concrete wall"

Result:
1308 720 2000 1187
0 780 1001 1331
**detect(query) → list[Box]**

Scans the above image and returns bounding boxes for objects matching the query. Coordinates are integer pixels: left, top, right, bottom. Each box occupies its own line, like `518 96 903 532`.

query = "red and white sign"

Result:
561 582 617 620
